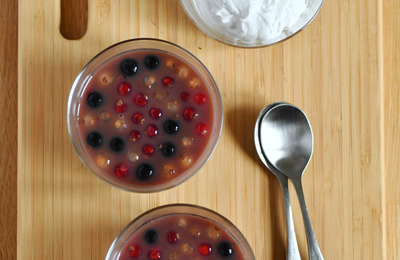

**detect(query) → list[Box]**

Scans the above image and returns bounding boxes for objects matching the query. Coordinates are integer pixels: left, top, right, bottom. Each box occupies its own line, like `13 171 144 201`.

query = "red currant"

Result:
148 250 162 260
115 103 127 113
146 125 158 137
196 123 208 135
129 245 142 258
115 164 128 178
134 94 147 107
129 130 141 141
132 113 143 124
194 93 207 104
199 243 212 255
150 108 162 119
181 92 190 101
167 231 179 244
183 107 196 121
162 76 174 87
143 145 154 155
118 82 131 95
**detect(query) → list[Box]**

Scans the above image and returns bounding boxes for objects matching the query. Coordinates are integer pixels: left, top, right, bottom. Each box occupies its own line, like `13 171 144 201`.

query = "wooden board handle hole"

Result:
60 0 88 40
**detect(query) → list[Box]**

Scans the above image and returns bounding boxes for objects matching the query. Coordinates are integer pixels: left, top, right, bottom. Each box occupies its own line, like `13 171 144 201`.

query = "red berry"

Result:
143 144 154 155
194 93 207 104
132 113 143 124
129 245 142 258
134 94 147 107
150 108 162 119
149 250 162 260
115 103 127 113
115 164 128 178
181 92 190 101
196 123 208 135
129 130 141 141
199 243 212 255
167 231 178 244
183 107 196 121
146 125 158 137
118 82 131 95
162 76 174 87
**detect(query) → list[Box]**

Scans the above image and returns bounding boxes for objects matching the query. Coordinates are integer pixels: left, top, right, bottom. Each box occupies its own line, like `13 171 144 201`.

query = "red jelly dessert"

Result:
67 39 222 192
105 205 255 260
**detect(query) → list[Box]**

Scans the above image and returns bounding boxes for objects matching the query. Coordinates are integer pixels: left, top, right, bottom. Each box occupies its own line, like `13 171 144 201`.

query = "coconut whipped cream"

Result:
193 0 308 43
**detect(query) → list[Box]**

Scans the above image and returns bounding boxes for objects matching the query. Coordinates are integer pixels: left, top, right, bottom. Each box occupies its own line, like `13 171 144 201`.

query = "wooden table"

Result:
0 0 399 259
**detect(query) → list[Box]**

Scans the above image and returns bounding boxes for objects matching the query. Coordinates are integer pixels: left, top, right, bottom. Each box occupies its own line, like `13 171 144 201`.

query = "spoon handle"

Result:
278 176 301 260
292 178 324 260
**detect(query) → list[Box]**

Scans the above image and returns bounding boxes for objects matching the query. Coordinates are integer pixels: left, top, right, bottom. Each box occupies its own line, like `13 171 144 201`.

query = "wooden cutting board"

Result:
17 0 400 259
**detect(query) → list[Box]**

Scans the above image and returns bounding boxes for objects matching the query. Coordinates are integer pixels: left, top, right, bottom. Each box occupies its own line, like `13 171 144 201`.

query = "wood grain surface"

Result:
13 0 400 260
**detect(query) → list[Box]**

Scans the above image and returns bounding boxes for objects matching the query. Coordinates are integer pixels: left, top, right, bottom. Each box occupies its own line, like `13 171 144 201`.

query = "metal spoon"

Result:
259 103 324 260
254 102 301 260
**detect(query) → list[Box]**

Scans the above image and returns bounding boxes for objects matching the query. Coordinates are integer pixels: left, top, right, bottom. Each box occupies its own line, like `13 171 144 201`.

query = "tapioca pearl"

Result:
143 144 155 155
164 120 179 135
136 164 154 180
148 250 162 260
153 87 168 100
181 136 194 147
167 231 179 244
181 92 190 101
194 93 207 104
169 252 179 260
115 100 127 113
175 66 189 78
127 151 140 162
118 82 131 95
87 132 103 148
162 76 174 88
99 73 113 87
196 123 208 135
100 110 110 121
144 75 156 88
132 113 143 124
85 114 96 126
87 92 103 108
180 155 193 167
110 137 125 152
146 125 158 137
181 243 194 254
191 226 201 237
144 229 158 244
177 218 187 228
129 245 142 258
134 93 148 107
167 101 179 113
166 60 175 69
114 118 127 130
115 164 128 178
96 153 110 168
149 108 162 119
206 226 220 239
162 142 176 157
183 107 198 121
189 78 200 89
164 164 176 175
199 244 212 256
144 55 160 70
129 130 141 142
120 59 139 76
219 242 234 257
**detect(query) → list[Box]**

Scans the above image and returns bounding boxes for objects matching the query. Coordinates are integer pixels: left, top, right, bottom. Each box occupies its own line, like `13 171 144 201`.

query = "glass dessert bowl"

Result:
67 38 223 193
105 204 255 260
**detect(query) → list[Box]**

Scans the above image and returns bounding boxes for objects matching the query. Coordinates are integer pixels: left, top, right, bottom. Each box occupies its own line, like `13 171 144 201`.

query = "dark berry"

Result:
120 59 139 76
194 93 207 104
144 55 159 70
219 242 234 257
162 142 175 157
137 164 154 180
148 250 162 260
129 245 142 258
143 144 155 155
162 76 174 87
164 120 179 135
144 230 158 244
146 125 158 137
115 164 128 178
87 92 103 108
183 107 196 120
149 108 162 119
134 94 147 107
132 113 143 124
181 92 190 101
199 243 212 256
87 132 102 148
167 231 179 244
118 82 131 95
110 137 125 152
